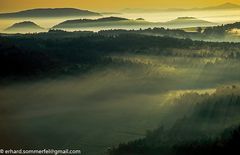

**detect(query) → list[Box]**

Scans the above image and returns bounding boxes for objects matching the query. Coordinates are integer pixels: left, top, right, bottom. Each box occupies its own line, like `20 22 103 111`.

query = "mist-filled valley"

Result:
1 55 240 155
0 32 240 155
1 2 240 155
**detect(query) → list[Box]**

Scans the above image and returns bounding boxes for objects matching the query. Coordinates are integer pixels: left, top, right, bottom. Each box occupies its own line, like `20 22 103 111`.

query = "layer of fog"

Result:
0 55 240 155
1 10 240 32
118 10 240 23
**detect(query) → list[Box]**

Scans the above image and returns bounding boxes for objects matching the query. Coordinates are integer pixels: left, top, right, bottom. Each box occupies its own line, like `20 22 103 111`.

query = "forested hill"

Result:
0 33 240 82
204 22 240 36
109 85 240 155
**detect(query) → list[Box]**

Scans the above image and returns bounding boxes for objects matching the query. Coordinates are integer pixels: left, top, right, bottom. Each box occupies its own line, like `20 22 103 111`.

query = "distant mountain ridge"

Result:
0 8 101 18
203 2 240 10
121 3 240 13
169 3 240 11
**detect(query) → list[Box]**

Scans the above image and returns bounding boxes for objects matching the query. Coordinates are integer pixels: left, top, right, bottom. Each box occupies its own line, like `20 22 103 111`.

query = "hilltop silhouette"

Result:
122 3 240 12
164 17 215 27
204 2 240 10
0 8 101 18
4 21 45 33
52 16 155 29
12 16 214 31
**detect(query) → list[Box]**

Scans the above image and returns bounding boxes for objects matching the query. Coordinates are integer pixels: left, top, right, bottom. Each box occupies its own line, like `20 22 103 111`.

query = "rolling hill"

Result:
4 21 46 33
52 16 159 30
164 17 217 28
52 16 215 31
0 8 101 18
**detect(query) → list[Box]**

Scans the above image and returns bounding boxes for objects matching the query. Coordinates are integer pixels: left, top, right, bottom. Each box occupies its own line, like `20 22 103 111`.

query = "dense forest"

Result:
1 31 240 82
109 86 240 155
204 22 240 36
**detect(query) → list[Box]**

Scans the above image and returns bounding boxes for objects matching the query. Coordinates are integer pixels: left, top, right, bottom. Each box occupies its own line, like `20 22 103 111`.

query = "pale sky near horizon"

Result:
1 0 240 12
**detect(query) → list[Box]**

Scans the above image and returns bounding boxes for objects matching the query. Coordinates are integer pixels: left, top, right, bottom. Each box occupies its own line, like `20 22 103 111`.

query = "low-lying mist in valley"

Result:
1 54 239 155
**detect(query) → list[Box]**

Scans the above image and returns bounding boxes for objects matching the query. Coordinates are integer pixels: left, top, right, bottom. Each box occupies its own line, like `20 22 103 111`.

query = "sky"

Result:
1 0 240 12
